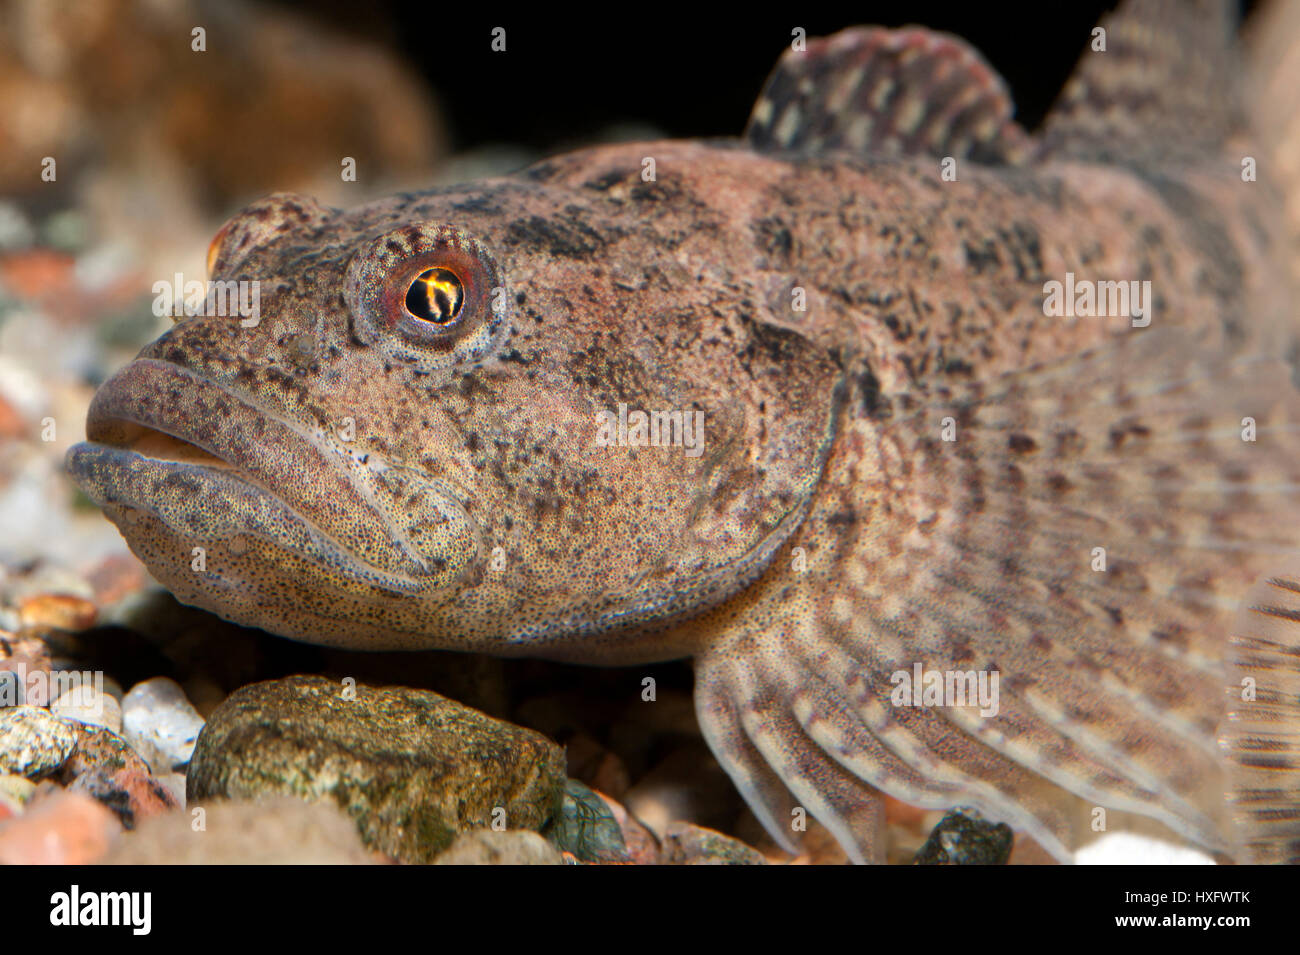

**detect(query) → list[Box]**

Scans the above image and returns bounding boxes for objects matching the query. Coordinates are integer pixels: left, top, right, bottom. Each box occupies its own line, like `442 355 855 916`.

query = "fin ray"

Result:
746 27 1032 164
1223 573 1300 862
1039 0 1240 165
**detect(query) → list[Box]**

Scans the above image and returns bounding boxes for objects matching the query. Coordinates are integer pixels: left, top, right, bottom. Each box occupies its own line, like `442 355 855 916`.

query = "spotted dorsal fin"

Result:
744 27 1033 165
1040 0 1241 165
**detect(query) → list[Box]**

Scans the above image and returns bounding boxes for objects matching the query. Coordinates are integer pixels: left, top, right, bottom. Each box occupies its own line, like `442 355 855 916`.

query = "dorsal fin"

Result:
744 27 1033 165
1040 0 1241 165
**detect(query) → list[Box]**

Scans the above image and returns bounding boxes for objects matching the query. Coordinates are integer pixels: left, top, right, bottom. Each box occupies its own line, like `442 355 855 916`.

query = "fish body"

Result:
68 1 1300 862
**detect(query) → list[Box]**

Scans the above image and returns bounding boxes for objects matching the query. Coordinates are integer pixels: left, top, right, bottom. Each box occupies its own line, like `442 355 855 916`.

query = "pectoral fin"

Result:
689 326 1300 863
1223 572 1300 864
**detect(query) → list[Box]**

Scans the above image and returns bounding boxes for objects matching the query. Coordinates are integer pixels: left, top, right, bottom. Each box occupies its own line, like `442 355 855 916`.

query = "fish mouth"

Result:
66 358 432 595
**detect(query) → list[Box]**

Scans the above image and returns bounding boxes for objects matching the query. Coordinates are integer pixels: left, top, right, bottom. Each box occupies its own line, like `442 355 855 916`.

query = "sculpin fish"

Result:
67 0 1300 862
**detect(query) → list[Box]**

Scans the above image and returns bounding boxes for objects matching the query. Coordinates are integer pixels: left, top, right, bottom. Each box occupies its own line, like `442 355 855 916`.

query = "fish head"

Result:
67 150 843 656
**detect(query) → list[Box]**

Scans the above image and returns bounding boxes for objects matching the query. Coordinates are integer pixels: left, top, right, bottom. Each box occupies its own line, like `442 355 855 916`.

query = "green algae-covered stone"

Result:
187 675 566 863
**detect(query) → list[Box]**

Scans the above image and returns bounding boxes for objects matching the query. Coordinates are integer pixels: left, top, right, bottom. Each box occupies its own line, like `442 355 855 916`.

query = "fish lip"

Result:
72 357 300 490
65 357 429 591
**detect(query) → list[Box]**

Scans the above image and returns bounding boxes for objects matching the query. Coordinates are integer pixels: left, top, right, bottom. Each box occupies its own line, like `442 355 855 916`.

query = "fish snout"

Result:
67 358 479 594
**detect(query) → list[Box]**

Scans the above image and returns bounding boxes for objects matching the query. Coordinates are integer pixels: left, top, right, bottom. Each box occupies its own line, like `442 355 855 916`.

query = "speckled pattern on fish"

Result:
68 0 1300 863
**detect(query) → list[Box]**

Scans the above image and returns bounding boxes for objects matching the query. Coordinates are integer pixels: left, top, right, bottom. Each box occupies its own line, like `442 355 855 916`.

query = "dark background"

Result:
267 1 1259 154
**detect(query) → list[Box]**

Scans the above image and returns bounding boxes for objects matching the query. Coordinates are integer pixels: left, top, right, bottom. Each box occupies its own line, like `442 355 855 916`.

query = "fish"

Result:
67 0 1300 863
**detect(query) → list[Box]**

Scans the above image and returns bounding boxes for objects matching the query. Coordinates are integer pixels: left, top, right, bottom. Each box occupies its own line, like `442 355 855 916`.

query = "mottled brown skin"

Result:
70 143 847 659
69 11 1300 863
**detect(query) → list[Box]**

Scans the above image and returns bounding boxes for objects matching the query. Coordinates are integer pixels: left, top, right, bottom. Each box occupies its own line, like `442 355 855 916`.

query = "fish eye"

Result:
405 267 464 325
345 222 508 370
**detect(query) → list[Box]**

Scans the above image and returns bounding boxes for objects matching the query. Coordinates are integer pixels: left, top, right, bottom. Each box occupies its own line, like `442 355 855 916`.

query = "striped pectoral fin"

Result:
1223 573 1300 864
695 327 1300 864
691 565 1115 863
695 634 889 863
845 333 1300 860
692 587 1103 863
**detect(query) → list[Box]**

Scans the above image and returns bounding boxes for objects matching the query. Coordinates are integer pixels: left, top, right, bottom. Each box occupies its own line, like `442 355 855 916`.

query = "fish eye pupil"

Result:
405 267 464 324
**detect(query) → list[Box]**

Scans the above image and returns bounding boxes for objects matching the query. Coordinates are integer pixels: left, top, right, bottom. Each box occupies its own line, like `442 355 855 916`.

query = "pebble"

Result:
659 822 768 865
0 788 121 863
57 722 179 828
0 632 52 706
912 807 1014 865
67 763 178 830
157 772 187 808
17 593 97 631
544 779 631 863
187 675 567 864
121 676 205 772
0 393 22 439
51 684 123 733
1075 831 1216 865
105 796 377 864
0 705 77 777
433 830 564 865
595 790 661 865
3 568 96 609
0 773 36 812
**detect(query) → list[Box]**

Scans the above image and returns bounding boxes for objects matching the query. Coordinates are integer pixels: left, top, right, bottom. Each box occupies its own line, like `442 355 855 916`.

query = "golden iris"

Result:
405 268 464 324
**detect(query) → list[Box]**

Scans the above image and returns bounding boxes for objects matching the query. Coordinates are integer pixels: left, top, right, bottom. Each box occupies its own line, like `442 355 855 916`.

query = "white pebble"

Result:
121 677 206 772
0 773 36 813
51 685 123 733
1075 831 1216 865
